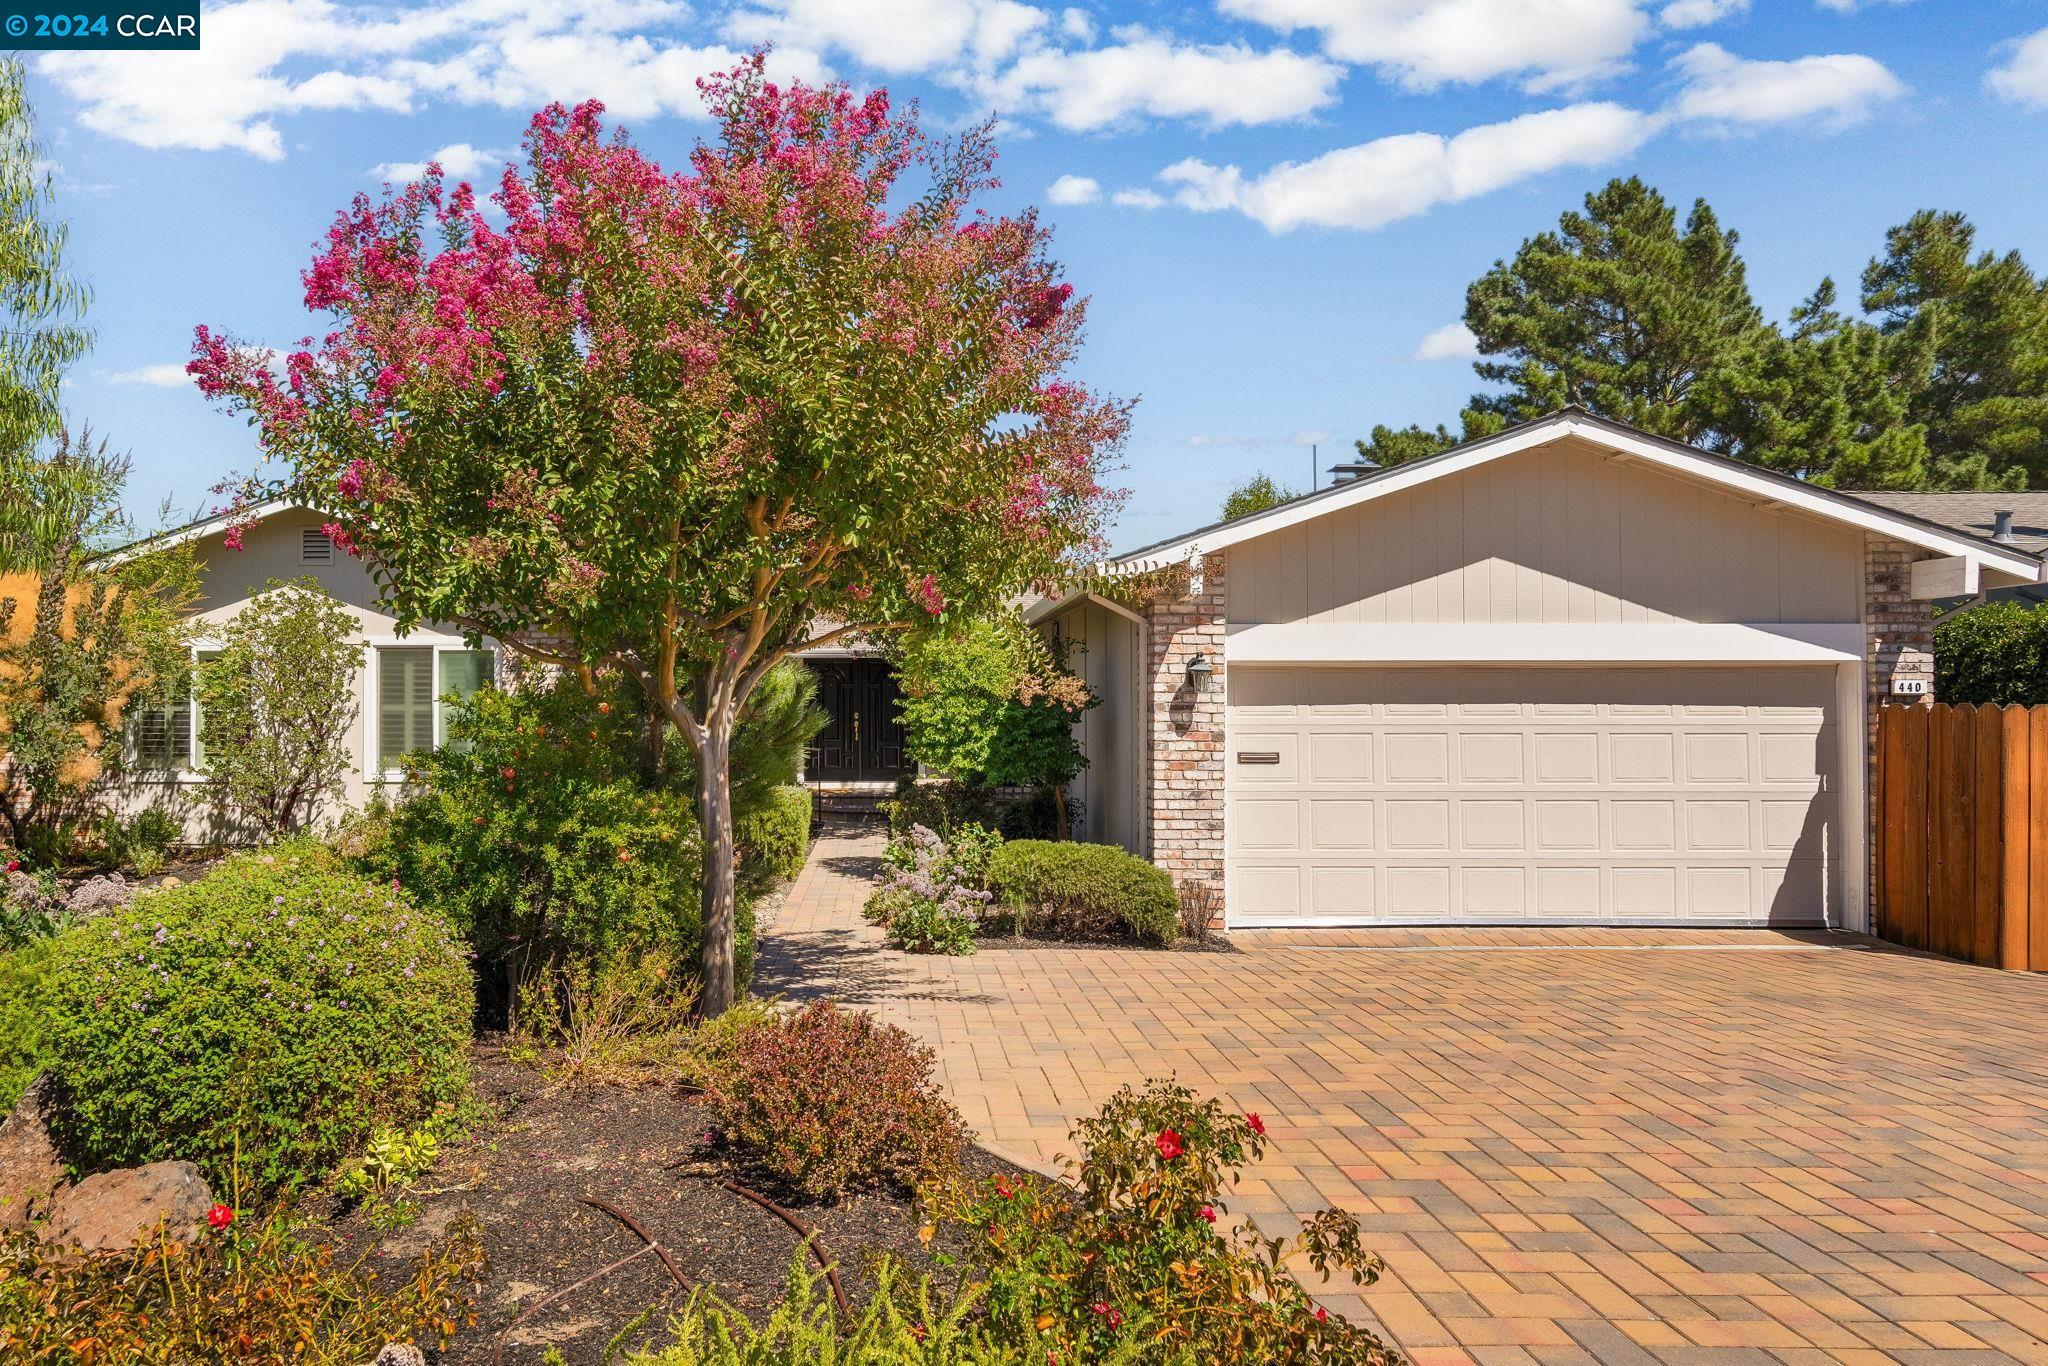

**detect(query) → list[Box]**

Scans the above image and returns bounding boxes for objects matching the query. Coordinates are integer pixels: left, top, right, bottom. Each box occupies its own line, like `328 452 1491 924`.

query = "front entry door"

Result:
805 659 912 781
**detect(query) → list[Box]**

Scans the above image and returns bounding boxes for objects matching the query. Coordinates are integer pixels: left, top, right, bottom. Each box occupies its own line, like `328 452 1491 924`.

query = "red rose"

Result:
206 1204 235 1231
1155 1128 1183 1161
1246 1112 1265 1136
1200 1204 1217 1223
4 860 17 873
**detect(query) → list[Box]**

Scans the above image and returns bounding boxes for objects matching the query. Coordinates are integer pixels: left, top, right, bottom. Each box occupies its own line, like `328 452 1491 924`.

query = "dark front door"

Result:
805 658 912 781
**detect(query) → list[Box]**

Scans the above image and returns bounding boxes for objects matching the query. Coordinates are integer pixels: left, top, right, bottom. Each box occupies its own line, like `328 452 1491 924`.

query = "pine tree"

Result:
1861 210 2048 486
1463 177 1770 446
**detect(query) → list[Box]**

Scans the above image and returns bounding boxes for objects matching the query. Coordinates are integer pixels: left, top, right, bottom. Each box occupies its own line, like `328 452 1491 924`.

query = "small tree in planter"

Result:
191 56 1126 1012
196 577 361 837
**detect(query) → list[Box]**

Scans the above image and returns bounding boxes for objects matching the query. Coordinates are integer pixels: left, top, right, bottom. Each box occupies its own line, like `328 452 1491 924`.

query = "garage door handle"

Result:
1237 752 1281 765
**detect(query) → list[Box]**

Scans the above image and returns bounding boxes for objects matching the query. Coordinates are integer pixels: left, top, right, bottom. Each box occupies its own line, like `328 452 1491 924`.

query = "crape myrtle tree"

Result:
190 56 1129 1013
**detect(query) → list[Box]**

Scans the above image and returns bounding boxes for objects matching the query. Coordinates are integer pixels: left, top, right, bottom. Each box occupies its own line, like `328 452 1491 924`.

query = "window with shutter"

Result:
378 648 434 772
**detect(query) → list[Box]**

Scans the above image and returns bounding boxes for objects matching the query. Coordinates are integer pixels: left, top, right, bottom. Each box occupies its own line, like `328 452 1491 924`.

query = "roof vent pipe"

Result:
1994 509 2017 545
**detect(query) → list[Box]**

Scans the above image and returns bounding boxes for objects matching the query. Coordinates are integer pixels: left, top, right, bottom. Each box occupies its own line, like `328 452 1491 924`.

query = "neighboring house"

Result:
1855 492 2048 610
100 500 501 837
1059 408 2045 932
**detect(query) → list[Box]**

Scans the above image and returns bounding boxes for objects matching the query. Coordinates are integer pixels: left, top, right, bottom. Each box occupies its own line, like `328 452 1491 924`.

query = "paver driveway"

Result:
756 822 2048 1365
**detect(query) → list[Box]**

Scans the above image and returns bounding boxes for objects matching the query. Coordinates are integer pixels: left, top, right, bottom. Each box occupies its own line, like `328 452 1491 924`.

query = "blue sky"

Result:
26 0 2048 552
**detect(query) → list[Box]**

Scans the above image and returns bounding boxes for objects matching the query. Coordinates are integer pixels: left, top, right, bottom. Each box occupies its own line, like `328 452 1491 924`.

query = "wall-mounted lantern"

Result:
1186 653 1215 695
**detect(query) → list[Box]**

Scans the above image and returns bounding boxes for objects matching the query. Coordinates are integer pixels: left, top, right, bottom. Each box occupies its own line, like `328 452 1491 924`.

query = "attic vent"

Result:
300 527 334 564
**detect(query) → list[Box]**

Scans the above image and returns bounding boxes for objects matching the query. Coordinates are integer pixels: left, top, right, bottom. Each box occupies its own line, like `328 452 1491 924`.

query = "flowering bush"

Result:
36 842 473 1194
865 824 990 956
985 840 1180 943
949 1080 1398 1365
0 1205 482 1359
702 1000 968 1202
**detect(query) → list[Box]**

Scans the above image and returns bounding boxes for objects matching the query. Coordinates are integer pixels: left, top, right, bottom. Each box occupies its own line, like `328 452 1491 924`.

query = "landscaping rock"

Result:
370 1346 427 1366
41 1160 213 1251
63 872 132 917
0 1075 67 1233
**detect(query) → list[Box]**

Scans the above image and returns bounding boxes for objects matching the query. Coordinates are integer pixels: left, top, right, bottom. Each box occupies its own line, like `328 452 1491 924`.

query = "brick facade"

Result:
1142 553 1227 919
1862 535 1940 932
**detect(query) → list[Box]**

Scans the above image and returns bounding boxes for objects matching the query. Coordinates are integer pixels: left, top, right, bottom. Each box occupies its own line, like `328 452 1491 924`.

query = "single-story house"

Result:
1855 491 2048 610
1035 408 2046 932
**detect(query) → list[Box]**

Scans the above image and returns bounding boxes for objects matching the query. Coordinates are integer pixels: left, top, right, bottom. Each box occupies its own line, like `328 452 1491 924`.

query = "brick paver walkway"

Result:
759 821 2048 1365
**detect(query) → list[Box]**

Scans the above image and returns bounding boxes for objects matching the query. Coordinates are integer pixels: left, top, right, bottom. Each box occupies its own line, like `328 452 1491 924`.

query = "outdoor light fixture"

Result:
1186 653 1214 694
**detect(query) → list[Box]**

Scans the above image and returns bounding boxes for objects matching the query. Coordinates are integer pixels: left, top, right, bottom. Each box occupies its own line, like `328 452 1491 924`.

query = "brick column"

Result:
1143 553 1226 920
1863 536 1938 932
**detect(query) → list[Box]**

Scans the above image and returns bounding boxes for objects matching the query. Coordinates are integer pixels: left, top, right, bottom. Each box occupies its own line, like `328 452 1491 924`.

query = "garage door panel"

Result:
1227 665 1838 926
1385 733 1449 782
1459 733 1526 783
1309 800 1374 850
1309 733 1373 782
1386 800 1451 852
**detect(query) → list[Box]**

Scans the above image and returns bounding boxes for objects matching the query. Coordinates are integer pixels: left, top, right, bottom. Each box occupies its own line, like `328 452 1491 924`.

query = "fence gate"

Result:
1876 703 2048 970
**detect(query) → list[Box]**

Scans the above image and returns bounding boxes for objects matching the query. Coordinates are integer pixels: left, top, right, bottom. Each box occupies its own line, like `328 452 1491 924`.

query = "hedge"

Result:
985 841 1179 944
737 784 813 888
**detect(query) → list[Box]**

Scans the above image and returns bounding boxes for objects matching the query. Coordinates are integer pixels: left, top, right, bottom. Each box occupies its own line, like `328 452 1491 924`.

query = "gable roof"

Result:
96 497 316 568
1106 408 2046 587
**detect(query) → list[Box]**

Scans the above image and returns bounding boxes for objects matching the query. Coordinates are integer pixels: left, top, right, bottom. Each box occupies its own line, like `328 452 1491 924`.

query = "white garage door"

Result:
1226 666 1839 926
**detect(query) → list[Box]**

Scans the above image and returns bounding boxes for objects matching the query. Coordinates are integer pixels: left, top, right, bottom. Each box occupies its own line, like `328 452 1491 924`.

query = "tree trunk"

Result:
697 715 738 1016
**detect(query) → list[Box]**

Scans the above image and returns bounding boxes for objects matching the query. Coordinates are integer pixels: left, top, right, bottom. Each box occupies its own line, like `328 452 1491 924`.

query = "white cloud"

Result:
1412 322 1480 361
1111 186 1165 208
1815 0 1915 11
725 0 1043 74
1989 27 2048 108
1670 42 1904 128
1158 102 1657 232
1661 0 1746 29
1217 0 1649 92
39 0 824 160
372 141 509 181
106 363 193 388
1058 6 1094 41
984 32 1343 129
1046 173 1100 204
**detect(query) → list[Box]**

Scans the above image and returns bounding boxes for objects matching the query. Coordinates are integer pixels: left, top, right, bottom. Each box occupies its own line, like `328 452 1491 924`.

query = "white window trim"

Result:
365 637 496 783
128 640 223 785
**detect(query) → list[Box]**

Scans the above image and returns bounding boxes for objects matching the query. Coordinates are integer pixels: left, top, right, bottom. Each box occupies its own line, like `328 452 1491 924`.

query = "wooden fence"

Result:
1875 703 2048 970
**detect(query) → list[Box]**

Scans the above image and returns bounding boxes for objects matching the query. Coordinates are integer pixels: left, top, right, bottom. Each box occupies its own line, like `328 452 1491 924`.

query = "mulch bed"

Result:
335 1046 1032 1364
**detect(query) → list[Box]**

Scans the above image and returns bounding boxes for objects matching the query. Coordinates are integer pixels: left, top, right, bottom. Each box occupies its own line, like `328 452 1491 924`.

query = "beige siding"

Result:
1228 437 1862 627
1044 598 1141 853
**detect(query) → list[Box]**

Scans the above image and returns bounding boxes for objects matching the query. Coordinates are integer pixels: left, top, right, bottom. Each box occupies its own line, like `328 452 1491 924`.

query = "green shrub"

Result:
703 1000 969 1202
0 939 54 1112
1935 600 2048 705
363 666 821 1007
98 805 181 878
38 842 473 1194
893 618 1095 795
886 778 1058 843
986 841 1179 943
0 1207 482 1360
736 783 812 888
948 1080 1398 1365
